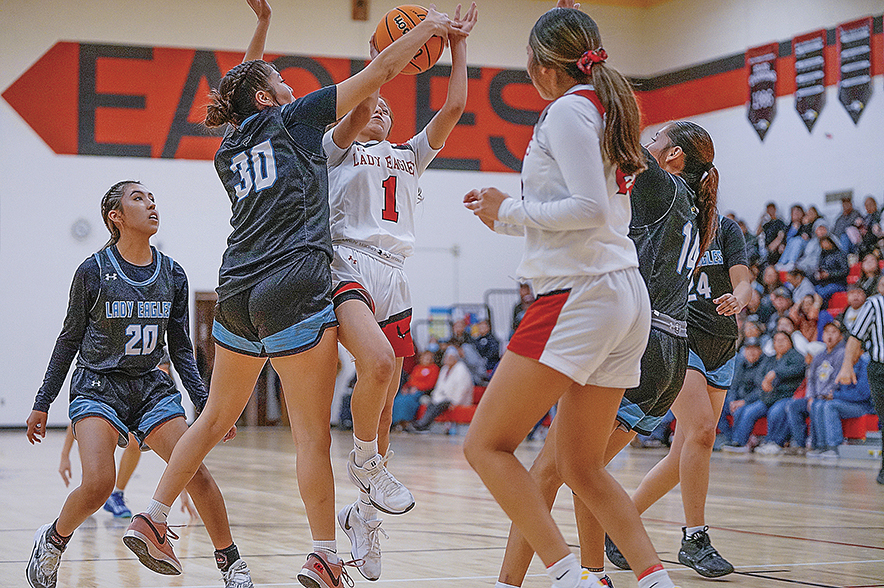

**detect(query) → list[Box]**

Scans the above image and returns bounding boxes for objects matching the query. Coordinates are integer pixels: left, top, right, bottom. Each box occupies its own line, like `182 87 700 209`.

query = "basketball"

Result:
374 5 445 75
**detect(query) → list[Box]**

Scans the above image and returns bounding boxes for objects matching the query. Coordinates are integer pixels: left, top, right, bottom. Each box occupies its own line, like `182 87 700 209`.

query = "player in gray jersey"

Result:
606 213 752 578
26 181 252 588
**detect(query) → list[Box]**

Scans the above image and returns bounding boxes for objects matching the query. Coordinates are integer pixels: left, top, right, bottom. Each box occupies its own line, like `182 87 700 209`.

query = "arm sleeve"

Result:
492 220 525 236
721 217 749 269
496 100 611 231
166 263 208 412
33 259 97 412
280 85 338 156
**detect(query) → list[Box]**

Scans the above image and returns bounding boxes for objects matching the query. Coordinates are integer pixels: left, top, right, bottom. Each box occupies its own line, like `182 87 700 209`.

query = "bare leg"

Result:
115 433 141 490
56 417 119 535
270 327 339 540
153 345 267 506
463 352 576 566
336 300 396 444
146 417 233 549
378 356 404 455
555 385 663 576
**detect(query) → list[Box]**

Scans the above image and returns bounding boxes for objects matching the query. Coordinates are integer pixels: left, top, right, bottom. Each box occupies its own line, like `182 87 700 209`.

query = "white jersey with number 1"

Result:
324 128 441 258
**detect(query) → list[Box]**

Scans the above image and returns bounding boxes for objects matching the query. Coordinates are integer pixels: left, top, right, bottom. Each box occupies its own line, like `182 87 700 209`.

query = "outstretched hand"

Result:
450 3 478 39
246 0 272 21
556 0 580 8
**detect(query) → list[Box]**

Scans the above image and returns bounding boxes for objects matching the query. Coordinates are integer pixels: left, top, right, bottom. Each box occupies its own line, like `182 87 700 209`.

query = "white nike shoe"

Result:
338 502 387 580
346 450 415 515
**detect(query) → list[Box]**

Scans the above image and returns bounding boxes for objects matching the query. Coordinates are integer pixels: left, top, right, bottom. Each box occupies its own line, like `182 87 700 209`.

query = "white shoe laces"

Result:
222 560 253 588
364 519 388 557
37 537 62 582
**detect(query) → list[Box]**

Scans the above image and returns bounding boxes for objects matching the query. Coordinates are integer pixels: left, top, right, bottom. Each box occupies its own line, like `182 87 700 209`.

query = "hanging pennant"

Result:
746 43 779 141
837 17 872 124
793 30 827 132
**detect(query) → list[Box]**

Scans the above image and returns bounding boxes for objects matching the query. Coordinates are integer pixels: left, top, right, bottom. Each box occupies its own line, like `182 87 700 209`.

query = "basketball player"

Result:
323 3 476 581
26 181 252 588
494 121 720 588
606 212 751 578
124 4 469 588
462 6 681 588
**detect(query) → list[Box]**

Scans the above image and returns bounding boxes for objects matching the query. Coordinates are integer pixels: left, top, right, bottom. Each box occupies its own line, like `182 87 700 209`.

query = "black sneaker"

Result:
678 526 734 577
604 534 630 570
877 467 884 485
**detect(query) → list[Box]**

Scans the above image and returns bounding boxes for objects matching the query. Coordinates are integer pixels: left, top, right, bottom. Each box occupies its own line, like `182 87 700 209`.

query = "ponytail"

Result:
665 120 718 256
529 8 645 176
206 60 276 128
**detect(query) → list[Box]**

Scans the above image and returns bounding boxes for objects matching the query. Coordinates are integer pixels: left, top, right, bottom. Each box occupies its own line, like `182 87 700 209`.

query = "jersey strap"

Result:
571 89 605 117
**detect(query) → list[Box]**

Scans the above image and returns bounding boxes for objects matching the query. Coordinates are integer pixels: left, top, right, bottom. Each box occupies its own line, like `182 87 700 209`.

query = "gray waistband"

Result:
651 310 687 338
333 239 405 267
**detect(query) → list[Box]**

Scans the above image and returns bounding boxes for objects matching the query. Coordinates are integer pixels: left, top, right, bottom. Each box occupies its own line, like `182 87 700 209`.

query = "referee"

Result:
836 274 884 485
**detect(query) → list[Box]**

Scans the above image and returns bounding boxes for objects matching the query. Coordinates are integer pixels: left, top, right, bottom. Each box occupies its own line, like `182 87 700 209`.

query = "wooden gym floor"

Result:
1 427 882 587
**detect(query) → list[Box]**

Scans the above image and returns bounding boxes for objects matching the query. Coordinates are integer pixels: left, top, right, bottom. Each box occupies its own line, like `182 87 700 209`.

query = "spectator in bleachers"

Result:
860 196 882 257
785 268 816 303
511 282 534 335
796 220 829 277
391 350 441 429
783 322 846 455
736 218 760 265
472 319 500 378
789 293 823 357
408 345 474 432
758 264 783 296
832 196 862 253
835 285 867 335
776 204 809 270
814 234 849 303
758 202 787 266
857 252 881 298
723 331 805 452
765 287 793 335
446 320 486 384
718 337 766 446
811 355 873 458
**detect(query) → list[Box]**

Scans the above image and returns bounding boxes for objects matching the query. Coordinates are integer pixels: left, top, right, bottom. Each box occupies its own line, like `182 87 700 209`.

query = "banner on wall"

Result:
793 30 827 132
745 43 779 141
1 42 548 173
837 17 873 124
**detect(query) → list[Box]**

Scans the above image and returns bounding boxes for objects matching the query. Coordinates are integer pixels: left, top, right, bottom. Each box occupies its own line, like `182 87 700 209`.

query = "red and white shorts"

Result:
508 268 650 387
331 242 413 357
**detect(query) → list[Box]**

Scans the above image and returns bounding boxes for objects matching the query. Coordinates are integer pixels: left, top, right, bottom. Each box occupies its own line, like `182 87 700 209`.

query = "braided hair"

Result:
101 180 141 249
205 60 277 128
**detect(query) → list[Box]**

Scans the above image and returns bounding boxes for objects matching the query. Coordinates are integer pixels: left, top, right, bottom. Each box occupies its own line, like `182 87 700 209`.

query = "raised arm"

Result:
243 0 272 62
330 41 380 149
425 3 477 149
335 6 459 119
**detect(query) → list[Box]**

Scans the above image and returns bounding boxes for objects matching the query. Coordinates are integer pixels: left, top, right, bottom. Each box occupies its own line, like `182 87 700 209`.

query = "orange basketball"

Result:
374 5 445 75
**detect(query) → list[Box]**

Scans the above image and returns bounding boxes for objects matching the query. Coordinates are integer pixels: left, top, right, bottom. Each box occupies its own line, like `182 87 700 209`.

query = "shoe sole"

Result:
297 569 333 588
26 524 51 588
337 507 381 581
122 531 182 575
678 553 734 578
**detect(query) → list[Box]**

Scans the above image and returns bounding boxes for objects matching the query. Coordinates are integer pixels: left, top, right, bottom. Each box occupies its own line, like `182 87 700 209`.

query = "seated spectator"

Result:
836 285 867 335
408 346 474 432
810 355 873 458
511 282 534 335
472 319 500 378
391 350 441 428
785 268 816 303
789 293 824 357
718 337 767 445
814 234 849 304
758 264 783 297
723 331 805 452
776 204 809 270
765 287 793 335
758 201 787 266
796 220 829 277
832 196 862 253
859 196 882 257
857 253 881 298
736 217 760 265
447 320 486 384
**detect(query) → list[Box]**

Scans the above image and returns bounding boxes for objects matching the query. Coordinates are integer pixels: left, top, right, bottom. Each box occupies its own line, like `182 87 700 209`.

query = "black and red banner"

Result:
1 42 547 172
746 43 779 141
837 17 873 124
793 30 827 132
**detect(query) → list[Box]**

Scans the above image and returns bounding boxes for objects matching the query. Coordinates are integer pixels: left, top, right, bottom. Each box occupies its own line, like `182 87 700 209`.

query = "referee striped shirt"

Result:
850 294 884 363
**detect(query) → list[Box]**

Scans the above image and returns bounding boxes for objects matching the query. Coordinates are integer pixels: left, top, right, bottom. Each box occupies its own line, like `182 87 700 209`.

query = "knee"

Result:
530 453 563 494
688 421 718 449
359 349 396 387
80 474 116 510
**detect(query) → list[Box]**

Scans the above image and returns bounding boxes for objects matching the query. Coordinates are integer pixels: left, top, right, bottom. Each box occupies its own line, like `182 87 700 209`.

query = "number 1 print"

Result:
381 176 399 222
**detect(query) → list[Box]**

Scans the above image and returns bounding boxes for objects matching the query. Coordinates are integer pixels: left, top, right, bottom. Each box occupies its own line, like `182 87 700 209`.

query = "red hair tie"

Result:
577 48 608 74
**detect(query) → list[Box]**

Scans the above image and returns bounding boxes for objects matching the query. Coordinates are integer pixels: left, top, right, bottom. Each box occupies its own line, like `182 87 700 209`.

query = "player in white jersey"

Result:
463 5 681 588
323 4 477 581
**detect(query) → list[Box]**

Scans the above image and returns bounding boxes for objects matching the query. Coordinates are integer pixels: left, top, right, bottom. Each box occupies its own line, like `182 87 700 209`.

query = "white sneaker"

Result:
338 502 387 581
347 450 415 515
221 559 253 588
820 449 839 458
578 568 606 587
756 442 783 456
27 523 62 588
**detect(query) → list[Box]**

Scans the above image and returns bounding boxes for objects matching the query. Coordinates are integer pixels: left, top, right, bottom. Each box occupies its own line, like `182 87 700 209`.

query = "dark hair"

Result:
529 8 644 175
663 121 718 258
101 180 141 249
205 60 277 128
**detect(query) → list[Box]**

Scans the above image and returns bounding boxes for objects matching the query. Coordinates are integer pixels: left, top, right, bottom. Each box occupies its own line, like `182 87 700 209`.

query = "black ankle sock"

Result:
47 520 71 550
215 543 240 572
584 566 605 574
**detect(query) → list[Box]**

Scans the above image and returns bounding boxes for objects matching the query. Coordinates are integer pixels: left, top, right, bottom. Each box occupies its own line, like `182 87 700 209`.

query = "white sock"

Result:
353 435 378 467
495 582 520 588
685 525 705 536
146 500 170 524
113 487 124 495
313 540 337 559
548 553 582 588
637 569 675 588
356 493 378 520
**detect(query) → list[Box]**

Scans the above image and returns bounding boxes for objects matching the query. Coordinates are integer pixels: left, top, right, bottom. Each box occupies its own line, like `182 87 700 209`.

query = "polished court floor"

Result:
2 427 882 587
